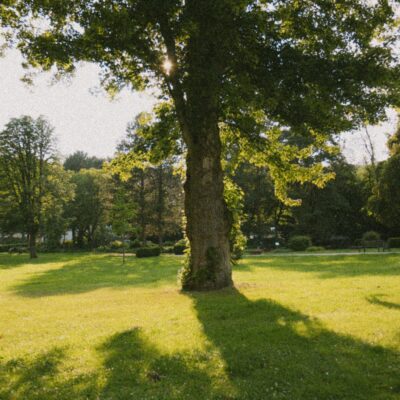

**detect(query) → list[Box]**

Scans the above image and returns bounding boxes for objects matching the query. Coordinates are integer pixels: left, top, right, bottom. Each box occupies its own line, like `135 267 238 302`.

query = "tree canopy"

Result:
0 115 55 258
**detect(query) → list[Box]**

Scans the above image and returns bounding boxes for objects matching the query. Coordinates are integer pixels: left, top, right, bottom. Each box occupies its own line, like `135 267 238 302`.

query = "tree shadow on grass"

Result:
367 294 400 310
98 327 223 399
0 328 222 400
1 291 400 399
12 254 181 297
0 348 98 400
187 288 400 400
0 253 85 270
241 254 400 279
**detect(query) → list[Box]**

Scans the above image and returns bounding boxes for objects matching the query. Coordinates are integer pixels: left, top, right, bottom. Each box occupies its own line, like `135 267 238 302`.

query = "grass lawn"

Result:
0 252 399 400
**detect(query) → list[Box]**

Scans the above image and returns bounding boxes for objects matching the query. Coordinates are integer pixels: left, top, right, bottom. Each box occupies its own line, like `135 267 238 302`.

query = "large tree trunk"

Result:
28 232 38 259
182 123 232 291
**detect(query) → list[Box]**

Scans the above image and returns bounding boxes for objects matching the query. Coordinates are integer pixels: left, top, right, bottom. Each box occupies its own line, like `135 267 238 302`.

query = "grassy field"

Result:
0 252 399 400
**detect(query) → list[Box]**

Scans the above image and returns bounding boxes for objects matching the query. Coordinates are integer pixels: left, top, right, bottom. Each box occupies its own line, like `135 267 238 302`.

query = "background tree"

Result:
112 114 184 245
233 163 286 248
110 185 136 263
64 151 105 172
0 116 55 258
387 114 400 157
368 154 400 236
67 169 113 249
41 163 75 249
3 1 399 289
290 159 367 244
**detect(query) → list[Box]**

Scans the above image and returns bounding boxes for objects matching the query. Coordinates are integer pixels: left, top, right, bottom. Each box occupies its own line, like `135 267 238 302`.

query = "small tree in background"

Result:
368 155 400 235
110 187 136 264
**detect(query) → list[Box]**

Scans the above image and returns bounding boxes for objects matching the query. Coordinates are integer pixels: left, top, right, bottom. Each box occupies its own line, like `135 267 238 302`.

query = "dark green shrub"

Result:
362 231 380 241
136 247 161 258
96 245 111 252
248 248 263 255
173 239 187 255
161 246 174 254
0 243 24 253
388 237 400 248
329 236 350 249
130 239 141 249
306 246 325 252
8 246 27 254
288 235 312 251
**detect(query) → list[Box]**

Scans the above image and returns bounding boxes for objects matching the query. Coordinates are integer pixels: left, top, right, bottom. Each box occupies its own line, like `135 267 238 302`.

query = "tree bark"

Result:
182 123 232 290
28 232 38 259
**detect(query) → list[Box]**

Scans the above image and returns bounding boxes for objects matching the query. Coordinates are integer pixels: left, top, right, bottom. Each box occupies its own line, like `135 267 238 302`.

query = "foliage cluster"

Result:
135 247 161 258
388 237 400 249
288 236 312 252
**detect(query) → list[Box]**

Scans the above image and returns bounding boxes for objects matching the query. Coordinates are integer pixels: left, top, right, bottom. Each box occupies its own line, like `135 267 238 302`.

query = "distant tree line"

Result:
0 116 184 257
1 115 399 258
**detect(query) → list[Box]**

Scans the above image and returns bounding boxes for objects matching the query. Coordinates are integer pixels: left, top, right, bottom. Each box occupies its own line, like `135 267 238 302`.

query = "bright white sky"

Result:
0 50 155 159
0 49 397 163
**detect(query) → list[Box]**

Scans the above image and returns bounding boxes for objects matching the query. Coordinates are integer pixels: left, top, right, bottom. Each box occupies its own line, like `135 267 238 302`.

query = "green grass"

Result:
0 252 400 399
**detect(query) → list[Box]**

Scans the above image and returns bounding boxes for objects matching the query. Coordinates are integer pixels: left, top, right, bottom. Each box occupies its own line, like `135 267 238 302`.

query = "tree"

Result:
368 154 400 235
67 169 113 248
3 1 399 289
233 163 286 248
388 114 400 156
0 116 55 258
41 163 75 249
64 151 105 172
112 114 184 245
110 185 136 263
291 159 368 244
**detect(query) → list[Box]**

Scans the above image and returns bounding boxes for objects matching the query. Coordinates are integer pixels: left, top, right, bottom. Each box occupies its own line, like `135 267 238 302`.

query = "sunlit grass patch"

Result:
0 252 399 399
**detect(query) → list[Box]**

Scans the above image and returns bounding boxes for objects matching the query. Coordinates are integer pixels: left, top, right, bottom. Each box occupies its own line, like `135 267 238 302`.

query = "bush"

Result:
8 246 27 254
388 237 400 249
161 246 174 254
288 235 312 251
173 239 187 255
110 240 124 250
63 240 74 250
306 246 325 252
130 239 141 249
0 243 25 253
96 245 111 252
362 231 380 241
136 247 161 258
329 236 350 249
248 248 263 255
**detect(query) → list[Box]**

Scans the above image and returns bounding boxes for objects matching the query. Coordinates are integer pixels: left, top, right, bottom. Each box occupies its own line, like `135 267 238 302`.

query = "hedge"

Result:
136 247 161 258
388 237 400 249
173 240 187 255
288 235 312 251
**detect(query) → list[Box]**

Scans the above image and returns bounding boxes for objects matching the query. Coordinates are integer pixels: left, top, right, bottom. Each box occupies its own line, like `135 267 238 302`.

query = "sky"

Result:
0 50 155 159
0 49 397 163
